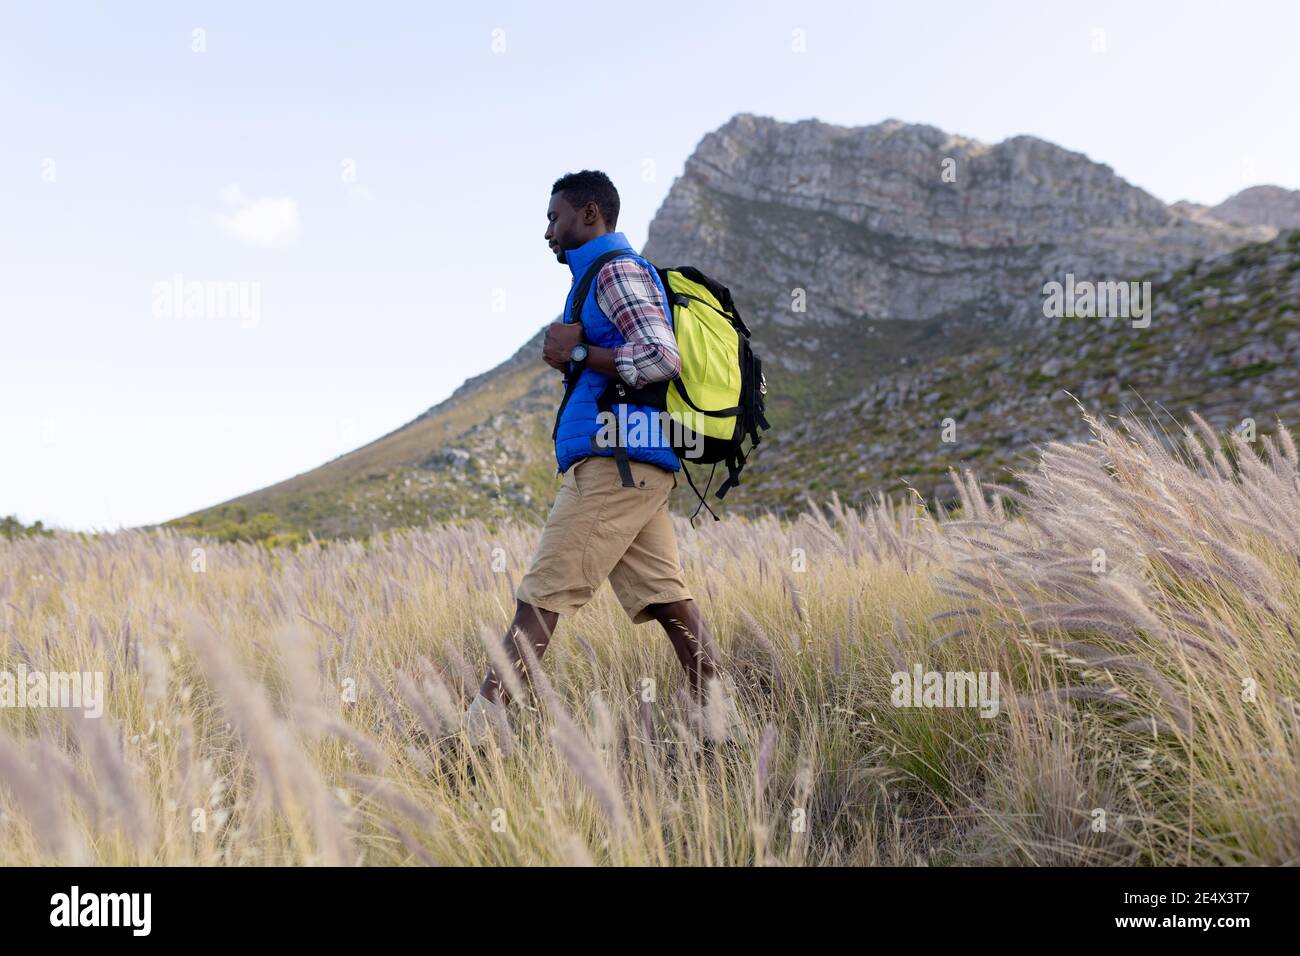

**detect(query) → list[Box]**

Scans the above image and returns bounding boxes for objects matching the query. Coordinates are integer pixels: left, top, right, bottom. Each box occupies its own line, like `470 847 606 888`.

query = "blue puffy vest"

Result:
552 232 681 475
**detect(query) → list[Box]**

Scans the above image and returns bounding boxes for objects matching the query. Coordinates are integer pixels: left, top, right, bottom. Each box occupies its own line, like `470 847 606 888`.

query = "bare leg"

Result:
477 599 559 707
645 598 720 700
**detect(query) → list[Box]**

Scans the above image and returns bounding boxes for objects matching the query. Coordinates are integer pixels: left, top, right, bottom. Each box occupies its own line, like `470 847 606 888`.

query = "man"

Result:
462 170 743 745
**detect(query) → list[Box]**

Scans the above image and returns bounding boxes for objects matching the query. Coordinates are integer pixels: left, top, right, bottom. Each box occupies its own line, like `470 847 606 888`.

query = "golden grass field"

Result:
2 411 1298 866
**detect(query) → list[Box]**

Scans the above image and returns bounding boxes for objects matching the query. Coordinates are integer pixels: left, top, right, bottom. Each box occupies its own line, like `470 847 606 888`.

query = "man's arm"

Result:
591 259 679 386
542 258 679 383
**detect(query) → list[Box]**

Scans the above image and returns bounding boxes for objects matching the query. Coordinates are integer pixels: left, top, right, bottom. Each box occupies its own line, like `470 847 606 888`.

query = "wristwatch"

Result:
569 343 589 367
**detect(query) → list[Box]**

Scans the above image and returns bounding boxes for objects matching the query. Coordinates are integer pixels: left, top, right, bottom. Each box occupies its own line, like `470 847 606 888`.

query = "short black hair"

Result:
551 170 620 229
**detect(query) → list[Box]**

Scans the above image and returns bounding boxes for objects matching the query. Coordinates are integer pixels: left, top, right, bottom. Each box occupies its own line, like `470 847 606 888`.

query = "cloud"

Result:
215 184 300 247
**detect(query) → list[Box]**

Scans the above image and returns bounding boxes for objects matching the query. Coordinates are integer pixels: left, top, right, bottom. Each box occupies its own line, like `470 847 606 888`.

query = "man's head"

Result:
545 170 620 263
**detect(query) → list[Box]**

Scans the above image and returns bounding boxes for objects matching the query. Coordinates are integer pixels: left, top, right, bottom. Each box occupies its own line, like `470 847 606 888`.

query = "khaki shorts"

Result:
516 455 692 623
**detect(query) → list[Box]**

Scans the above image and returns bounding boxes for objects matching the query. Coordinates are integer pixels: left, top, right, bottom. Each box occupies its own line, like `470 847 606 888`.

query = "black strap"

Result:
569 249 638 331
552 249 640 443
571 250 656 491
715 447 747 499
552 374 578 442
752 354 770 432
612 446 636 488
670 377 742 417
592 381 638 488
680 462 720 525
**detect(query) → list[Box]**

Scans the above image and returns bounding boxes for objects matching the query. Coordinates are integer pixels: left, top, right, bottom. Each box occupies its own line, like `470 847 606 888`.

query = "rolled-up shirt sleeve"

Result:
595 259 680 389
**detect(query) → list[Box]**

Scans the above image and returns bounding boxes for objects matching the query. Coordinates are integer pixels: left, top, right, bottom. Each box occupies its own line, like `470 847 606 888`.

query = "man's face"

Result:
544 191 592 264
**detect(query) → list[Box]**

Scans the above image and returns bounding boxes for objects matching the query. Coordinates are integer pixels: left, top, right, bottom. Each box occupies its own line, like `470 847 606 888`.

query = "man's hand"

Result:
543 321 583 370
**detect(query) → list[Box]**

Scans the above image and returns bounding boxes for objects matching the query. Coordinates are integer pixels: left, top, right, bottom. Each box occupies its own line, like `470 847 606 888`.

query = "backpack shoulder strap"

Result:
553 250 640 442
569 249 639 326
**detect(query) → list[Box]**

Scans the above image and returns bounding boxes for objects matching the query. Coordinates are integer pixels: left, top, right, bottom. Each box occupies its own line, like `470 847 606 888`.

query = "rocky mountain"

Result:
1173 184 1300 234
729 229 1300 511
1209 185 1300 231
171 114 1296 540
646 116 1263 327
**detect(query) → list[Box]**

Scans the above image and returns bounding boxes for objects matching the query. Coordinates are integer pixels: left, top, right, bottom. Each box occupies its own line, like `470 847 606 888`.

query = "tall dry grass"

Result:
1 412 1297 865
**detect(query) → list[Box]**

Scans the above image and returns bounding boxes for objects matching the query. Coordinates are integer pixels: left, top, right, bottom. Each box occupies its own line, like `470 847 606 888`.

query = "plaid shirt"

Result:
594 258 680 389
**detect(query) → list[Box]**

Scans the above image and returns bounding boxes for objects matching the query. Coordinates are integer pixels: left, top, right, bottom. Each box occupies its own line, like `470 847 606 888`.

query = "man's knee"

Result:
646 598 695 623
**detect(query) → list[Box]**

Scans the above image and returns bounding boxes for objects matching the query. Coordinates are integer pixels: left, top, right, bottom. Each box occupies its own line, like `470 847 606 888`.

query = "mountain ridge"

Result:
169 114 1300 540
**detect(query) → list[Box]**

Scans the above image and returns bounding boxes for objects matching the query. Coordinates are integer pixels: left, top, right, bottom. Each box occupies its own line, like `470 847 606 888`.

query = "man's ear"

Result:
582 201 601 226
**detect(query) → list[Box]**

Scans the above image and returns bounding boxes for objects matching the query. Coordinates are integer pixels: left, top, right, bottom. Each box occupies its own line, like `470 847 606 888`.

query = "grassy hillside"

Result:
728 229 1300 512
172 230 1300 542
170 333 557 540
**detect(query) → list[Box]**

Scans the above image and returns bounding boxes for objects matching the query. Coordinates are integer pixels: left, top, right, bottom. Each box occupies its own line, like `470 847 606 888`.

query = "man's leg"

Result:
604 467 719 699
644 598 719 699
474 457 597 721
645 597 746 745
476 599 559 707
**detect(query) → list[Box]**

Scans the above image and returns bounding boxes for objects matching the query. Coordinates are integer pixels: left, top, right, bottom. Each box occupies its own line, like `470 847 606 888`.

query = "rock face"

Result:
645 115 1264 330
1208 185 1300 231
178 113 1298 538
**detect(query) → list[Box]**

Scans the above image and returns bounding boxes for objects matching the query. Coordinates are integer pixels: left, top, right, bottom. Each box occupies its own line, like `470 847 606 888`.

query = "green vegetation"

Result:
0 515 53 540
167 505 304 549
1224 361 1279 383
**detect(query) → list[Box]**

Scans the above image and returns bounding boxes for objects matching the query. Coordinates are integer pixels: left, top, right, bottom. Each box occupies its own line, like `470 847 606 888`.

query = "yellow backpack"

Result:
649 266 771 520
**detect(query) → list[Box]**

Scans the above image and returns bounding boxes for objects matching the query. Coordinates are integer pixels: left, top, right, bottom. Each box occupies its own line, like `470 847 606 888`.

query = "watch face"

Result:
571 344 587 363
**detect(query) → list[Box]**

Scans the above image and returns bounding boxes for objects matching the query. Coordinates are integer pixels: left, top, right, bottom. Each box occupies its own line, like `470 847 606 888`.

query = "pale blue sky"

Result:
3 0 1298 530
